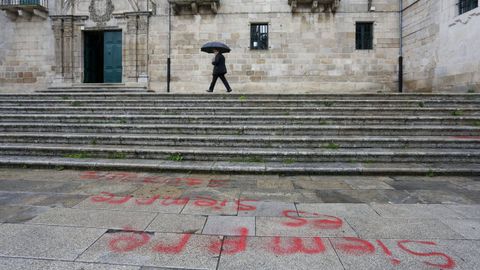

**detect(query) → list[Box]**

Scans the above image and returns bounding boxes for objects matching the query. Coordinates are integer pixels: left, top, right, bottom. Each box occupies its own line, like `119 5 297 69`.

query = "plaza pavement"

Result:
0 168 479 270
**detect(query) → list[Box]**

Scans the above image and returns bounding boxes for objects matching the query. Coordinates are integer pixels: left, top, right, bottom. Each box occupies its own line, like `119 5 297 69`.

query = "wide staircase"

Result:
0 92 479 175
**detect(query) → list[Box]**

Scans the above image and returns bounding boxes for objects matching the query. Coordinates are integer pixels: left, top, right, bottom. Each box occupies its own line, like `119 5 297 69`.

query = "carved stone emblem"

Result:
89 0 115 26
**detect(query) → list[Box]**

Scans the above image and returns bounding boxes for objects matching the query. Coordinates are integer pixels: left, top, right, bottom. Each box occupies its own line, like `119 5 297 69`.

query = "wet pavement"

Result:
0 168 479 269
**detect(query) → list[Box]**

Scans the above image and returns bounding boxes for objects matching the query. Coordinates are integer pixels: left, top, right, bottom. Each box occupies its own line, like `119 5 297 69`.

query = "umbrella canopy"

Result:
201 41 231 54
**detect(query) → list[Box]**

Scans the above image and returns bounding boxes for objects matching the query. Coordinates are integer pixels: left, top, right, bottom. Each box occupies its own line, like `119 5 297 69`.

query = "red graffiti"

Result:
237 199 257 211
332 237 375 255
271 237 326 255
282 210 343 229
80 171 228 187
397 240 456 269
376 240 401 265
90 193 258 212
152 234 192 254
209 227 249 255
135 195 161 205
91 192 115 202
108 228 151 253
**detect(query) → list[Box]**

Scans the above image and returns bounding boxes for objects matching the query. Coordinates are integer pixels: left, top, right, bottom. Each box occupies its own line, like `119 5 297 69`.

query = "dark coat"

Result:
212 53 227 75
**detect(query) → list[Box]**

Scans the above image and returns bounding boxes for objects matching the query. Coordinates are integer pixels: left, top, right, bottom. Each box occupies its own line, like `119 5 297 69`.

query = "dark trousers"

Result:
209 74 232 91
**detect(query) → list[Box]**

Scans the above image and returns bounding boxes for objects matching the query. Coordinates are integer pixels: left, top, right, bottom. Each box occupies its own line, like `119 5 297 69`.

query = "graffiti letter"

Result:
282 210 308 227
209 227 249 255
397 240 455 269
91 192 115 202
135 195 161 205
152 234 192 254
332 237 375 255
271 237 326 255
109 229 151 253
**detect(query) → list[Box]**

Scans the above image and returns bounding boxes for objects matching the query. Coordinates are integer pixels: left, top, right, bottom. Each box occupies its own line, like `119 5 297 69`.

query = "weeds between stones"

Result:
168 153 184 162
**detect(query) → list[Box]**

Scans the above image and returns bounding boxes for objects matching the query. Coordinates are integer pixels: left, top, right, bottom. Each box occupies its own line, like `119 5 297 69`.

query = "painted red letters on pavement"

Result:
109 228 151 253
397 240 456 269
152 234 192 254
209 227 249 255
271 237 326 255
79 171 231 187
376 240 401 265
332 237 375 255
282 210 343 229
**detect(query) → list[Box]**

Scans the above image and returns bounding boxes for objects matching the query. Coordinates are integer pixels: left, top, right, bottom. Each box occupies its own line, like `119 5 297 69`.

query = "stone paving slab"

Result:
0 223 106 260
315 189 422 204
0 168 89 183
72 181 141 196
293 179 352 190
440 219 480 240
296 203 380 219
330 238 480 270
257 179 294 191
0 191 88 208
256 216 357 237
343 179 395 190
0 205 50 223
181 198 238 216
131 185 184 200
78 232 220 269
217 236 344 270
0 257 141 270
0 180 82 193
240 190 318 203
27 208 157 230
406 190 476 204
238 201 297 217
446 205 480 218
346 217 465 239
147 214 207 234
203 216 255 236
371 203 464 219
74 195 187 214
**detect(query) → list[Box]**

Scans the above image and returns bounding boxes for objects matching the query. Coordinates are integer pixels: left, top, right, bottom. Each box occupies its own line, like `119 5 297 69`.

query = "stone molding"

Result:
170 0 220 15
288 0 340 13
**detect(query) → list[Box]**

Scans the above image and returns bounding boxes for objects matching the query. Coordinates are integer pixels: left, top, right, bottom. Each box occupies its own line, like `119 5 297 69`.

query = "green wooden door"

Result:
103 31 122 83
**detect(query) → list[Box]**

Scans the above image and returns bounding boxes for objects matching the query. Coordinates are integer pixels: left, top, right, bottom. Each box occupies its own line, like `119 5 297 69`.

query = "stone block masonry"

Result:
0 0 478 93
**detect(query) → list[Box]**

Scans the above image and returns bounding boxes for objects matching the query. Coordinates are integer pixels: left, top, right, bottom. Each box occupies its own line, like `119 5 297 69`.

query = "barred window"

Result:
458 0 478 15
356 22 373 50
250 23 269 50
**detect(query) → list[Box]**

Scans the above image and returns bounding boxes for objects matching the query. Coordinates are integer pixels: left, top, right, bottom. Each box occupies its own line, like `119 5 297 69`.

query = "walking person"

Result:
207 49 232 93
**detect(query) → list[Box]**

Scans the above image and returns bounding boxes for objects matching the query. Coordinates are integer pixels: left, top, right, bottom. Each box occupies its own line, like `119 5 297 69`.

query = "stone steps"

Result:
1 93 479 101
1 114 479 126
0 123 478 136
1 99 479 107
1 106 479 116
1 133 478 149
1 143 479 163
1 156 479 175
0 93 478 175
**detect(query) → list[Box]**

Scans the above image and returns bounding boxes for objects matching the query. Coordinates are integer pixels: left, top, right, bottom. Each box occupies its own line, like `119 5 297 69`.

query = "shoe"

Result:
226 89 232 93
206 90 213 92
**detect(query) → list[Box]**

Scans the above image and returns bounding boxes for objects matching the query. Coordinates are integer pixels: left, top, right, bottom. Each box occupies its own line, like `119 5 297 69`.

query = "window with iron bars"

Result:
356 22 373 50
458 0 478 15
250 23 269 50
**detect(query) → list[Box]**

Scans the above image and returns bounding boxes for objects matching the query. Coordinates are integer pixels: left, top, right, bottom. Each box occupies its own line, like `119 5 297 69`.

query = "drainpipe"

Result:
399 0 403 93
167 1 172 93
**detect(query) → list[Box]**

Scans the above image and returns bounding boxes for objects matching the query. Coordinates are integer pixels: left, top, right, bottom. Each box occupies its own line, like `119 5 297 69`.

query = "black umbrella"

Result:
201 41 231 54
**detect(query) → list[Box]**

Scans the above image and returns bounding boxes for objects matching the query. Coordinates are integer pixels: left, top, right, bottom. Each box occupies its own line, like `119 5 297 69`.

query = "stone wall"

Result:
402 0 480 92
0 3 56 93
151 0 401 93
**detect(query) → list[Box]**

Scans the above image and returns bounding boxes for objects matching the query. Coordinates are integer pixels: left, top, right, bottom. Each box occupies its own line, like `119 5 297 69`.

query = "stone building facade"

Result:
0 0 478 93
